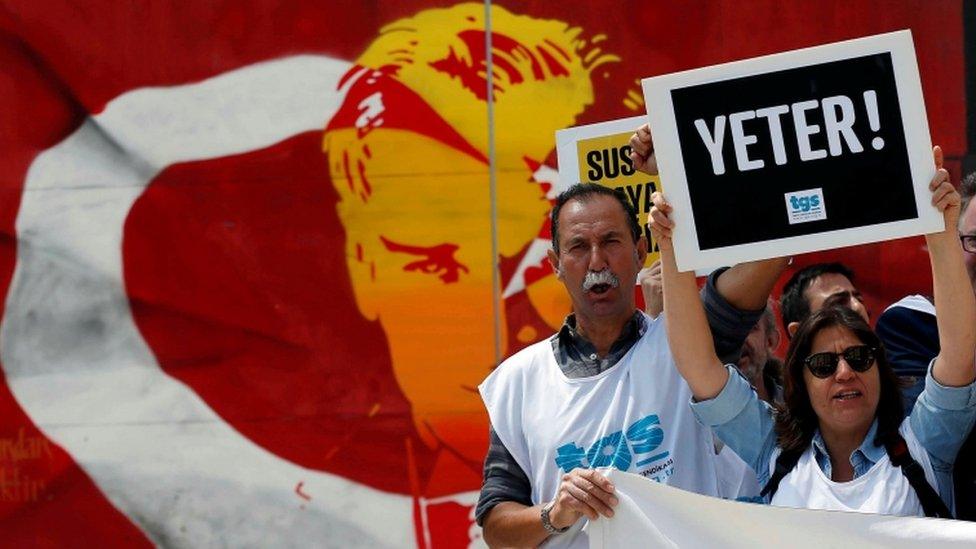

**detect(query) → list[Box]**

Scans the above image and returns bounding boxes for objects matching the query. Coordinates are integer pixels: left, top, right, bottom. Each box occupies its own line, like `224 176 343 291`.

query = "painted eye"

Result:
380 236 470 284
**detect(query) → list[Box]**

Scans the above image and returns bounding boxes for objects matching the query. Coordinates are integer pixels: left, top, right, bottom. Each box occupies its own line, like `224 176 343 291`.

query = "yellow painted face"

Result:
326 3 616 460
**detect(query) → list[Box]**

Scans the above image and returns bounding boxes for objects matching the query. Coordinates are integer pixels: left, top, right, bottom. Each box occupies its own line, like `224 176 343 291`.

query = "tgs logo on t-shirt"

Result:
554 414 672 481
784 188 827 224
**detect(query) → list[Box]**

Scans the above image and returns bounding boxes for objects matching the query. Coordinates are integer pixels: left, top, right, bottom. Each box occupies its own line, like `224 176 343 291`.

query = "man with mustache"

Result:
478 175 787 547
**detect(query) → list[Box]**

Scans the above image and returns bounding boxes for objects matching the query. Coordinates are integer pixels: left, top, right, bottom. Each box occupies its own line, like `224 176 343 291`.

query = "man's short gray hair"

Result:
961 172 976 226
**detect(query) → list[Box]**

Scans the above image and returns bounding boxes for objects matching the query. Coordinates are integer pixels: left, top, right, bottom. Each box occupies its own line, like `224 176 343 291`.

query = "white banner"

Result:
589 469 976 548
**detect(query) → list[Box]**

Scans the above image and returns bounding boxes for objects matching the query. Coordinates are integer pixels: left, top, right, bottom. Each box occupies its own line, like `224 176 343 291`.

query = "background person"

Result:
738 303 784 404
780 262 868 338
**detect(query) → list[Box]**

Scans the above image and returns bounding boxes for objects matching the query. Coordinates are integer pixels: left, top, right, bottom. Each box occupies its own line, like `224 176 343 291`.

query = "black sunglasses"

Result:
803 345 877 379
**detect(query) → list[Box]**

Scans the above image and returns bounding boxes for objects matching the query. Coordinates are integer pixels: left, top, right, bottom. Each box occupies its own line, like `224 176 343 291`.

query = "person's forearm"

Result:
715 257 790 311
662 248 728 400
701 269 764 365
482 502 550 548
926 231 976 386
691 373 779 478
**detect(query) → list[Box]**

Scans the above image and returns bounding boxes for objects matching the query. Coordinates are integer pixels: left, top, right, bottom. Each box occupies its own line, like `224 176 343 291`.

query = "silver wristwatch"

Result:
541 501 570 535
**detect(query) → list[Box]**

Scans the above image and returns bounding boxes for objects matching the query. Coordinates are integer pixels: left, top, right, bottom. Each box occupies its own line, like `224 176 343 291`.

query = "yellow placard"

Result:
575 131 663 264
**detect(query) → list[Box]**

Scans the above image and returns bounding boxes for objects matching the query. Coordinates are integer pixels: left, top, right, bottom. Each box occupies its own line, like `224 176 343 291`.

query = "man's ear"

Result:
787 322 799 339
548 248 562 279
635 235 649 267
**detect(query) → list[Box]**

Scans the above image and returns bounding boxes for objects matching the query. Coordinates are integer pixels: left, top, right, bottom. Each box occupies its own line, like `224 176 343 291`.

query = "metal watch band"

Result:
541 501 570 535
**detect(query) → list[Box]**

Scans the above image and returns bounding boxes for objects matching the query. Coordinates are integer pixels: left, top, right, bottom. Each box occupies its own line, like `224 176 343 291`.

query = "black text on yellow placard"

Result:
576 132 663 263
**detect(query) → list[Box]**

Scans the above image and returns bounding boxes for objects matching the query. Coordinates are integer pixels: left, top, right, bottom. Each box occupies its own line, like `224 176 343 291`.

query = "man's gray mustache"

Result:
582 269 620 291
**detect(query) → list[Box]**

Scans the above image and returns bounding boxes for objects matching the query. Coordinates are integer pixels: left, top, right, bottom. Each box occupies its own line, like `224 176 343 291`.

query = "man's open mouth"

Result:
582 269 619 295
589 283 611 295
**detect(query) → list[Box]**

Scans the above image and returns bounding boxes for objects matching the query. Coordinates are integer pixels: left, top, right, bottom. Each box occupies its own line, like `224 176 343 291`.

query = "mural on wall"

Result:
0 1 966 547
324 3 618 485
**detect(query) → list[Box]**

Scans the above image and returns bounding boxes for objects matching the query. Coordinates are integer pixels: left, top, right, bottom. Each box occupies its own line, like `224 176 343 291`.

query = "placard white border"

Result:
555 115 649 189
641 30 940 272
555 115 718 277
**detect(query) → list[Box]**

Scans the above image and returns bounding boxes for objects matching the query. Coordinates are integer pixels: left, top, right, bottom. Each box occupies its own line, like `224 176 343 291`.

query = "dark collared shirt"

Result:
553 311 646 378
475 268 762 525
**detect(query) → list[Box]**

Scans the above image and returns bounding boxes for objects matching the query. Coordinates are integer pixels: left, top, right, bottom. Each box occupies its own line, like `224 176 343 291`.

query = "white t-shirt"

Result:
771 423 937 516
715 440 762 502
479 313 731 548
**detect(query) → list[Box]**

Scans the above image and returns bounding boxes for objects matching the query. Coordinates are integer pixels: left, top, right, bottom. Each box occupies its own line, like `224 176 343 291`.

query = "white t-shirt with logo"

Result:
479 313 729 548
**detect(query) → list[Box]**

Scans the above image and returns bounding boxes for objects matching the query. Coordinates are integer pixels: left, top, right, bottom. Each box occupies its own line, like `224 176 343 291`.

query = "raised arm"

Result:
630 123 788 311
714 258 790 311
651 193 728 399
926 146 976 387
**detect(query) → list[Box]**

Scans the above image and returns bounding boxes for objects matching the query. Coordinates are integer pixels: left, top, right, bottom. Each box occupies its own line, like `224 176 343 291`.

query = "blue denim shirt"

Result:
691 360 976 511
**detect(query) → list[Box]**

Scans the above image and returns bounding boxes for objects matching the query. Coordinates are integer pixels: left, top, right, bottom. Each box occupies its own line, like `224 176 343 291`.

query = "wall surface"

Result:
0 1 966 546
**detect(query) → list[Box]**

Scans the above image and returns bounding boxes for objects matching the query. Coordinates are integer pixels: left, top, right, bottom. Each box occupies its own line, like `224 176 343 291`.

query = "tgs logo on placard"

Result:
784 188 827 224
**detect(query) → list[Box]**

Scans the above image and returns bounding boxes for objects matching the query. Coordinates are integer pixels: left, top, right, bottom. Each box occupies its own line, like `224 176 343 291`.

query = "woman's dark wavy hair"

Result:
774 306 904 452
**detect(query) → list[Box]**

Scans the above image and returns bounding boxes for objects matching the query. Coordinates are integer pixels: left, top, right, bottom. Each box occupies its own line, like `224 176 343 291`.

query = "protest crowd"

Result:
474 123 976 548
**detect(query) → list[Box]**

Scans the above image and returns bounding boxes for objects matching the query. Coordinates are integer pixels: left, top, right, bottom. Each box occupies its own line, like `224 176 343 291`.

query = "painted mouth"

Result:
833 390 862 401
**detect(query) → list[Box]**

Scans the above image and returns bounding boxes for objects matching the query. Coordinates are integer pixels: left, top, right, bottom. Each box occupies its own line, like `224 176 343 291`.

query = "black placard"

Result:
670 53 914 251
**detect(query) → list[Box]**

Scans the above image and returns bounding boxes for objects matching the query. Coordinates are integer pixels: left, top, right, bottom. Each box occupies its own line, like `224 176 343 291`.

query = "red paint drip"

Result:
357 158 371 197
341 150 355 194
294 481 311 502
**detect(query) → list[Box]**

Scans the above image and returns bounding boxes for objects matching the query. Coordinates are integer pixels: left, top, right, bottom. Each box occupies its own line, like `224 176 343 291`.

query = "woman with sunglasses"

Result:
653 150 976 517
